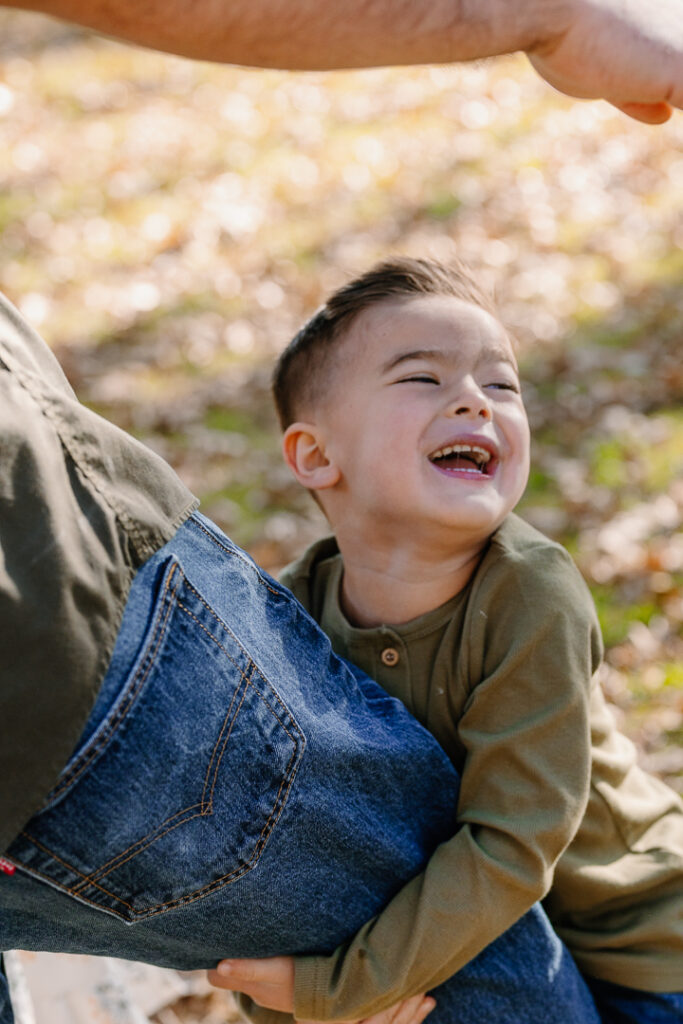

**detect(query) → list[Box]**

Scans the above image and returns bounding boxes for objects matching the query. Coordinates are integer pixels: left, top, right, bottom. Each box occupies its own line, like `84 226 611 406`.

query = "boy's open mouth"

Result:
428 443 494 477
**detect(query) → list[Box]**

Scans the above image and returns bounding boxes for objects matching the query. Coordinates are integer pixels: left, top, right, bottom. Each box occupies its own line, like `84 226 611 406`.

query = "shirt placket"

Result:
372 629 413 711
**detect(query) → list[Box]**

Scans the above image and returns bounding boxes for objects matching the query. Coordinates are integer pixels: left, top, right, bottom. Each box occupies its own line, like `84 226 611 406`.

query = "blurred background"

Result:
1 8 681 1022
0 13 681 790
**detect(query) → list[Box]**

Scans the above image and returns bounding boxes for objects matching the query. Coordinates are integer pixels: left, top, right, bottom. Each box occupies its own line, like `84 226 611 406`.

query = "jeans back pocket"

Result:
13 556 305 921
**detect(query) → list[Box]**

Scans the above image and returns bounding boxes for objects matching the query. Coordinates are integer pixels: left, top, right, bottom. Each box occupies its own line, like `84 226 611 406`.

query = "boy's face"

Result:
317 294 530 550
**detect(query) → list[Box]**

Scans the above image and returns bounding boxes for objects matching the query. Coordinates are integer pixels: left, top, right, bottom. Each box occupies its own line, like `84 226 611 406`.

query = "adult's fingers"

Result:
612 100 673 124
526 0 683 119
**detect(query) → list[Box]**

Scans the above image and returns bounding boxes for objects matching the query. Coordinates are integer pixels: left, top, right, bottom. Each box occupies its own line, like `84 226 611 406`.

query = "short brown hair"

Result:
273 256 496 430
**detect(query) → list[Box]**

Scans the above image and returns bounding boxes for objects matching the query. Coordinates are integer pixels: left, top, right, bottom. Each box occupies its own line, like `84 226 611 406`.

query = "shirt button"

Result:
381 647 400 667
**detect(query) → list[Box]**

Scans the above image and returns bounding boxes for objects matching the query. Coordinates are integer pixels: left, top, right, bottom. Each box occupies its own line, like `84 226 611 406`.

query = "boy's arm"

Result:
220 544 601 1021
291 546 601 1020
3 0 682 122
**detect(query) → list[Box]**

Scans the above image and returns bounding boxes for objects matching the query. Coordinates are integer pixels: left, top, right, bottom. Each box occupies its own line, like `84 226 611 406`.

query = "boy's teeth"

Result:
430 444 491 464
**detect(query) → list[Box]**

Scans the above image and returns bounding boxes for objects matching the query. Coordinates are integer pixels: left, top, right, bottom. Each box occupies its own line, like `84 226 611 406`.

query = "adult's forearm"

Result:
1 0 565 68
6 0 680 124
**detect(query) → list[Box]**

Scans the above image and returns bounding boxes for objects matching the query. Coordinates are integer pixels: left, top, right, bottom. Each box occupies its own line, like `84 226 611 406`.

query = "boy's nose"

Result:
452 402 491 419
446 388 491 420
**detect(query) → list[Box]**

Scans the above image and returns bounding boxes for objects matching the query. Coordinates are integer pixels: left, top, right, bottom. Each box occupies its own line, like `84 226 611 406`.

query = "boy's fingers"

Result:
208 956 295 1012
207 969 231 990
207 975 293 1011
383 994 436 1024
208 964 436 1024
215 956 293 984
408 995 437 1024
296 994 437 1024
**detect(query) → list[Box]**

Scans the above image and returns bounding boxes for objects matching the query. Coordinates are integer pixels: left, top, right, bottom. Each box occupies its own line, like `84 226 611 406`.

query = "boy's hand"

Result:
207 957 437 1024
209 956 295 1013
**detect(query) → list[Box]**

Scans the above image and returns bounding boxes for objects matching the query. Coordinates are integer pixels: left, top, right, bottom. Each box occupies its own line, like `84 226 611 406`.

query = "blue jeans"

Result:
0 513 605 1023
585 979 683 1023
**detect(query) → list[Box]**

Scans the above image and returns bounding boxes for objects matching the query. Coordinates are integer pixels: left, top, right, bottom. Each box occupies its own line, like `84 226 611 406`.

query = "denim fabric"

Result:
587 978 683 1023
0 513 601 1023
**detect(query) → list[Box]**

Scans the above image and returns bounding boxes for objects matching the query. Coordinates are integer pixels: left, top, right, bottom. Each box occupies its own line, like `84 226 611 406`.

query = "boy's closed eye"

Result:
394 375 520 393
484 381 520 392
395 373 440 384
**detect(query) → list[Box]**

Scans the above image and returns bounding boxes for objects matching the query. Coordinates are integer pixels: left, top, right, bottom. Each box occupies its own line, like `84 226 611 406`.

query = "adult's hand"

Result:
3 0 681 122
528 0 681 123
207 956 436 1024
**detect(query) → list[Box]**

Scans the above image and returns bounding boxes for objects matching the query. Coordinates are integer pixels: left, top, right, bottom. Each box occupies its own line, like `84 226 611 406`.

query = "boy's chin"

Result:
431 501 513 537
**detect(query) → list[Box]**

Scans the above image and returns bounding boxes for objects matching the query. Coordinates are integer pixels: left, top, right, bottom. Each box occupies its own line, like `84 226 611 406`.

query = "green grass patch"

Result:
626 662 683 700
590 585 659 648
425 193 462 220
589 411 683 494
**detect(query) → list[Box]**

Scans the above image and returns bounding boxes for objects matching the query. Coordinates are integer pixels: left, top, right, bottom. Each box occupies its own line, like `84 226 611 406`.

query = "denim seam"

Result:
18 830 128 901
167 599 304 818
174 594 296 727
78 807 210 892
200 664 252 809
205 670 302 851
15 537 305 919
47 563 182 802
180 573 298 730
5 847 128 915
89 667 300 897
168 598 304 838
191 516 279 596
170 592 296 744
203 664 255 810
17 774 295 918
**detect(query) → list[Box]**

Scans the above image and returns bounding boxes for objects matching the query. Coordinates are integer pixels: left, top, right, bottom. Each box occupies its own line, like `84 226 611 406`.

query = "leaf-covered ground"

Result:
1 7 681 816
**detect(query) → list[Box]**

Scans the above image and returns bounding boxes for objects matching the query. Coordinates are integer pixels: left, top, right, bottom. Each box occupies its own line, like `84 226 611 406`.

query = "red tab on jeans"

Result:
0 857 16 876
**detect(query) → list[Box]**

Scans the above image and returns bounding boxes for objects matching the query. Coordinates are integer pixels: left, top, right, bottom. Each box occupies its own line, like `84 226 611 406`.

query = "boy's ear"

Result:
282 423 341 491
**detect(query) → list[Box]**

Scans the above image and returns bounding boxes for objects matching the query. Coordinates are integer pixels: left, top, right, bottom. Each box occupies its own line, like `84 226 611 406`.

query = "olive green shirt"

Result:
0 293 197 852
280 516 683 1021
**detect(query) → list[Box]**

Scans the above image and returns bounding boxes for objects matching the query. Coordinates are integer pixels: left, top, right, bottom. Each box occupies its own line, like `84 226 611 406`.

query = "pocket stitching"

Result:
9 842 129 916
66 587 259 885
84 659 302 890
18 558 305 919
179 573 299 733
81 663 255 885
203 663 255 810
73 802 207 892
49 562 182 801
19 655 303 918
170 595 300 811
200 665 250 810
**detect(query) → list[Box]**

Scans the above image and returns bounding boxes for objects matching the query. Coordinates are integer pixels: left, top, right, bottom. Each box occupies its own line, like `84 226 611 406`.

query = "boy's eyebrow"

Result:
380 345 518 374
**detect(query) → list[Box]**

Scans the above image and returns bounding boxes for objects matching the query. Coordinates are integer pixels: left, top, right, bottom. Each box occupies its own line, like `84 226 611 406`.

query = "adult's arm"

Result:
3 0 682 122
